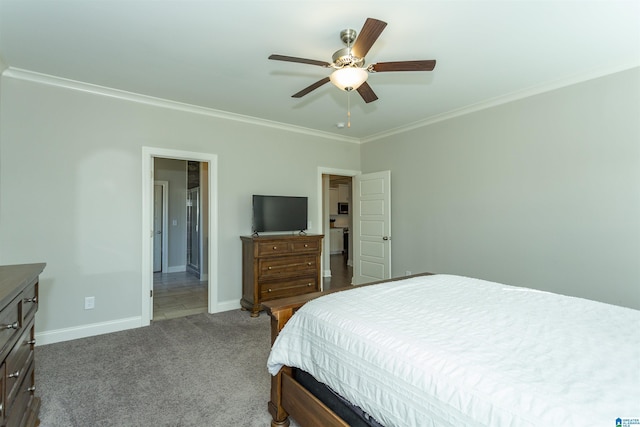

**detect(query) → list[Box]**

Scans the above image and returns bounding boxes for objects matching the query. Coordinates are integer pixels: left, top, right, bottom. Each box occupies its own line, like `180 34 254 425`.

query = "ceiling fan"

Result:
268 18 436 104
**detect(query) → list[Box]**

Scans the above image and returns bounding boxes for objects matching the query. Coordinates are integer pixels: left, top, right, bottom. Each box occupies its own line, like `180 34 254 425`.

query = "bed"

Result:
263 274 640 427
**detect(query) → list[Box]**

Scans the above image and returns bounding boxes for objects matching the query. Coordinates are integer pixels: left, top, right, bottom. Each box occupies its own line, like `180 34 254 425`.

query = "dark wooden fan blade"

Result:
356 82 378 103
269 54 331 67
292 77 331 98
370 60 437 72
351 18 387 59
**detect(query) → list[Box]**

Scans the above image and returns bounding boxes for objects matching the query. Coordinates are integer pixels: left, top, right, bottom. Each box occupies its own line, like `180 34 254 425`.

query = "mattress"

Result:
267 274 640 427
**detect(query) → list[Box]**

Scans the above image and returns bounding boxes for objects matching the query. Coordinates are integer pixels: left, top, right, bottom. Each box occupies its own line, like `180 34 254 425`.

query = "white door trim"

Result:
317 167 360 290
142 147 219 326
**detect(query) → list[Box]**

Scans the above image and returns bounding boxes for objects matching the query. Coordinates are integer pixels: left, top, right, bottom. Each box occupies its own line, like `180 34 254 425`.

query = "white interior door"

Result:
352 170 391 285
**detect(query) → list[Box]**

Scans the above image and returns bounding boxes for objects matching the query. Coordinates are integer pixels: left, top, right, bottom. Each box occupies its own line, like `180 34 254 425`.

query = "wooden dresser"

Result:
240 234 323 317
0 263 45 427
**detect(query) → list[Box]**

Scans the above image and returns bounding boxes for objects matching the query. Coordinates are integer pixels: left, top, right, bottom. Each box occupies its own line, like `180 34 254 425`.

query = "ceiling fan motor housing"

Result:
333 29 365 69
332 47 365 68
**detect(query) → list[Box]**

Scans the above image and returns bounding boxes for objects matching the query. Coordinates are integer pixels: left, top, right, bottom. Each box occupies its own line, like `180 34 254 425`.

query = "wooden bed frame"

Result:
262 273 432 427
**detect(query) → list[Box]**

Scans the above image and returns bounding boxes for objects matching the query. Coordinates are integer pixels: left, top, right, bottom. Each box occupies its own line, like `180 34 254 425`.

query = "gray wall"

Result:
361 67 640 309
0 74 360 335
1 66 637 342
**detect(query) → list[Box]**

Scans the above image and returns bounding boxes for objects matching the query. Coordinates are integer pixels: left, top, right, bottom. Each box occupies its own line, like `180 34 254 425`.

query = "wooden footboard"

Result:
262 273 432 427
263 291 327 427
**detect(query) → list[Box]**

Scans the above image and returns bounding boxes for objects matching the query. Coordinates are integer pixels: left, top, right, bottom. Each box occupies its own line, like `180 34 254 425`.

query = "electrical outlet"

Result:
405 271 412 276
84 296 95 310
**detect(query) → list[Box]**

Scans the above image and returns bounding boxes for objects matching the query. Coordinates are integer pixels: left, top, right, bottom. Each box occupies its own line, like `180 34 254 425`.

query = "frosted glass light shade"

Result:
330 67 368 91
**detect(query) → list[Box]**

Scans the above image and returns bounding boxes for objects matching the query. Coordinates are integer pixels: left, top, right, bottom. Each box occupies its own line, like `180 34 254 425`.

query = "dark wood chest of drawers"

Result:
240 234 323 317
0 263 45 427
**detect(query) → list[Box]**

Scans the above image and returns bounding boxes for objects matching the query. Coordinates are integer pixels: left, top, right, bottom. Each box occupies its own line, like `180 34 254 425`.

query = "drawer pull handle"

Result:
2 322 18 330
27 386 36 393
304 244 308 247
268 266 272 270
24 296 38 304
267 288 272 292
307 262 312 266
9 370 20 379
307 283 312 287
272 246 277 250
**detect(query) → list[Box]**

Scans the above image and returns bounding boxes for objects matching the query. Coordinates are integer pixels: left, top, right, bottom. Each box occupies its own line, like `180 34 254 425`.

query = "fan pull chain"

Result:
347 91 351 128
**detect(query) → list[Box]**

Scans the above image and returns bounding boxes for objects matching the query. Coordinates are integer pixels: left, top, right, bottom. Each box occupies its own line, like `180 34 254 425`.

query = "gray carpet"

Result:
35 309 289 426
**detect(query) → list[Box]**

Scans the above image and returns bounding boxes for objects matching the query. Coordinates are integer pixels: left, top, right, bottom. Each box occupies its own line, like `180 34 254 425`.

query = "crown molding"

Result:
1 67 361 145
360 62 640 144
4 62 638 146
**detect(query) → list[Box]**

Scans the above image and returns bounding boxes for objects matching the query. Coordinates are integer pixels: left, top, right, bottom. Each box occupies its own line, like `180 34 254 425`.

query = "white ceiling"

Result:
1 0 639 141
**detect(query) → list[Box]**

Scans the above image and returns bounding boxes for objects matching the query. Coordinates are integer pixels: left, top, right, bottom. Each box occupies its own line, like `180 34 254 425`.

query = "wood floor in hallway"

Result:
153 271 207 321
323 254 353 290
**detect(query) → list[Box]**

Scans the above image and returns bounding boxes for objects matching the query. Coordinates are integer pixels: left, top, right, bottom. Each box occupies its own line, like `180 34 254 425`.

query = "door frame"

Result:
317 167 360 289
142 147 219 325
153 180 169 274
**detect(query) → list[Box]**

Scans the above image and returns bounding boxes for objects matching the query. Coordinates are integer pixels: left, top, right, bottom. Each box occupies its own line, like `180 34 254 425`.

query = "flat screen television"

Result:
252 195 308 234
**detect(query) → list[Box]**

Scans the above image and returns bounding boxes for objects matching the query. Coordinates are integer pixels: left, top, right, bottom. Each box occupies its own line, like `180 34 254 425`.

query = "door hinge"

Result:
150 290 153 298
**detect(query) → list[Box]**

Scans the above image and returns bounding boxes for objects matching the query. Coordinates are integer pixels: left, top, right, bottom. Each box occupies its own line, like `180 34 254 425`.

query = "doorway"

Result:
326 174 353 289
318 167 359 290
141 147 218 327
151 159 207 321
317 167 392 289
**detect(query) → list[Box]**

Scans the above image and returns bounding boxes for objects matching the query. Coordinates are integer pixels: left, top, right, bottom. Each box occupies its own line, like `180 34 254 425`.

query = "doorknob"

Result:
383 236 390 241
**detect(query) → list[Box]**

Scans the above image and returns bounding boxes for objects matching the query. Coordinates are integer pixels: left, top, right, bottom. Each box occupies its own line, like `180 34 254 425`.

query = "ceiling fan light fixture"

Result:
330 67 368 92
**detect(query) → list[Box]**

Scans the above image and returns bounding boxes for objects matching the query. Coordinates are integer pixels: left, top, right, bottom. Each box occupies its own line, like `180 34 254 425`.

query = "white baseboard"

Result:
167 265 186 273
214 299 241 313
36 301 243 346
36 316 143 346
323 269 332 277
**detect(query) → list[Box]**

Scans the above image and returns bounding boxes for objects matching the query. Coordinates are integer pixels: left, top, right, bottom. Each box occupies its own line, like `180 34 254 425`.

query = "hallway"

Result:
153 271 207 320
323 254 353 290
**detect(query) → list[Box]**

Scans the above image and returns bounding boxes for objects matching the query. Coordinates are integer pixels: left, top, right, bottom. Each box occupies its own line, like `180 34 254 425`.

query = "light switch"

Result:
172 219 177 226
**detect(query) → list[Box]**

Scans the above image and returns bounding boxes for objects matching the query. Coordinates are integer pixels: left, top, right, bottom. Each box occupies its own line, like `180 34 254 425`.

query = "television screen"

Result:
252 195 308 233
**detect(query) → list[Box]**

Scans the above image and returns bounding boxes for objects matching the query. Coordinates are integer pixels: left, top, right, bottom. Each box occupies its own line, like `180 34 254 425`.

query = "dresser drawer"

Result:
257 241 291 256
0 299 20 356
258 256 317 278
5 321 34 408
291 239 320 253
21 283 38 325
260 277 318 301
4 360 34 427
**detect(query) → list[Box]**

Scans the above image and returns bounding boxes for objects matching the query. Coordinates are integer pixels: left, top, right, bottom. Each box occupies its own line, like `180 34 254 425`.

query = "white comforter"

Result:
267 274 640 427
